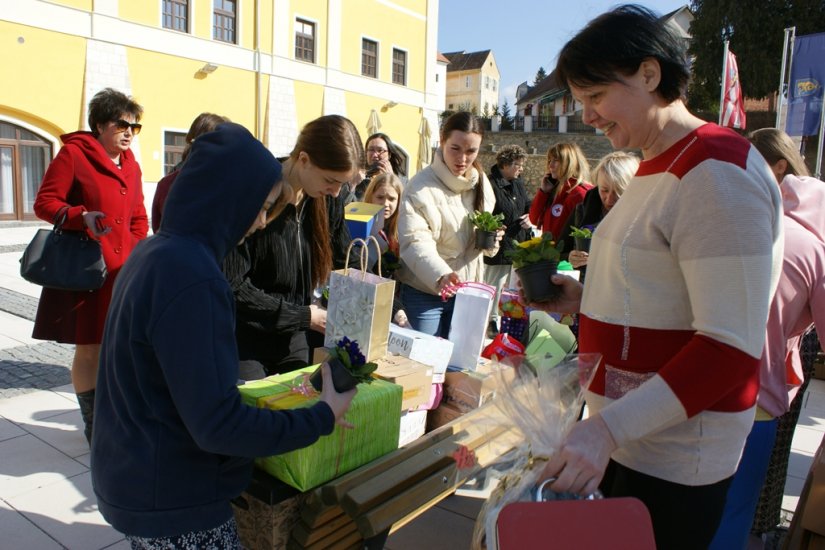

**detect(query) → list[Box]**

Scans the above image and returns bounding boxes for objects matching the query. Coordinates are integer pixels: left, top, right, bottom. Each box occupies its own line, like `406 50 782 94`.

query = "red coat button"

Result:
114 247 122 254
120 188 127 195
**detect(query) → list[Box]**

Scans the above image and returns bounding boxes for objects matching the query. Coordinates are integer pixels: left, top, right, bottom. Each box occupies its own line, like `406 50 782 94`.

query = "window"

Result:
492 79 497 92
465 76 471 88
361 39 377 78
0 121 52 220
295 19 315 63
164 131 186 175
485 76 490 90
392 49 406 85
163 0 188 32
213 0 236 44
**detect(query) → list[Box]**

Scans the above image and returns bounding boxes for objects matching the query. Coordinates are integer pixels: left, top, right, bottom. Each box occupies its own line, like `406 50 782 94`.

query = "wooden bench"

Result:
233 401 520 549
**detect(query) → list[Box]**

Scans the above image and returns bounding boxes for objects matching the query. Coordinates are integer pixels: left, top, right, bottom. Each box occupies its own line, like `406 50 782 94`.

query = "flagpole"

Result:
815 98 825 178
776 27 796 129
719 40 730 125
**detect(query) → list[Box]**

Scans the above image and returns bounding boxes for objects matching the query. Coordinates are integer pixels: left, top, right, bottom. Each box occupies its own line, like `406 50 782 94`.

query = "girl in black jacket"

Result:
223 116 364 375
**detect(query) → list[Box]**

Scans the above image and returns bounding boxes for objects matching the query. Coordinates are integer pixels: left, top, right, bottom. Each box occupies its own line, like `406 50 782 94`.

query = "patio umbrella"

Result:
367 109 382 137
417 117 432 172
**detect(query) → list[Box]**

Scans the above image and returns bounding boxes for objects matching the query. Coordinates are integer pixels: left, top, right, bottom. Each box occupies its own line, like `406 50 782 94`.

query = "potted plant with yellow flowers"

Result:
505 233 565 303
310 337 377 392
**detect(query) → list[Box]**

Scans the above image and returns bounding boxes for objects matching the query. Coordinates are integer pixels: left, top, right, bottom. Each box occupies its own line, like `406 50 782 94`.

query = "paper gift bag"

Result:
325 237 396 361
239 367 402 491
448 282 496 371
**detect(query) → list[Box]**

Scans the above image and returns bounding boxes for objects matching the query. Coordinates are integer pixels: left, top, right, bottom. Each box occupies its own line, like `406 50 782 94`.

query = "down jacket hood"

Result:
782 174 825 242
160 123 281 261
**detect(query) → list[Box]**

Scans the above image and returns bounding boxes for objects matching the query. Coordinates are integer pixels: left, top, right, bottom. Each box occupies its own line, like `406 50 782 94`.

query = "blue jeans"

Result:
399 283 455 338
709 418 778 550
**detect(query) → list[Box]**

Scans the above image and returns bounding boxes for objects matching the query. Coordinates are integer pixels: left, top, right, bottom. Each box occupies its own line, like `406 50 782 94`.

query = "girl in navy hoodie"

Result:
92 123 355 548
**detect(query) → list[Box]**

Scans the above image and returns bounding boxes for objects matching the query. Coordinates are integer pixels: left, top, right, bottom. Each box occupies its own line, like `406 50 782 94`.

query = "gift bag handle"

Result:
343 235 382 280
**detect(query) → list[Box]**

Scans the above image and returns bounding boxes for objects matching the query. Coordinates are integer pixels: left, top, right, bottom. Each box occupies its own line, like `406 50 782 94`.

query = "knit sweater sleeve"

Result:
597 151 783 446
151 279 334 458
223 245 311 333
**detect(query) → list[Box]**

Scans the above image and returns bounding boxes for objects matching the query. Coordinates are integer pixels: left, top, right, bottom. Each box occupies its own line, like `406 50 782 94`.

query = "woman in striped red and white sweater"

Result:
527 6 784 549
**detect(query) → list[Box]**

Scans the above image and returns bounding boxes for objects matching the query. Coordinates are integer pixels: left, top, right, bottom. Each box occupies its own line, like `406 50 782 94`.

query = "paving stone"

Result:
0 287 38 321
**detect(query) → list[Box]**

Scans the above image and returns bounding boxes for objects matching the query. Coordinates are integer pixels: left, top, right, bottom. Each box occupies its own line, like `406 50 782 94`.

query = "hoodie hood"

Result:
781 174 825 242
160 123 281 260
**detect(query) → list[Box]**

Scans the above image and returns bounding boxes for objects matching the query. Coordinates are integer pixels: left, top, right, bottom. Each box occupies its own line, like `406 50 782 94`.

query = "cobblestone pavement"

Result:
0 286 73 398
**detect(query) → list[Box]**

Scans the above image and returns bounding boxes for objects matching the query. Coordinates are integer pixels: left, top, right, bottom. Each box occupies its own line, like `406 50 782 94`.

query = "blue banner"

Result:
786 32 825 136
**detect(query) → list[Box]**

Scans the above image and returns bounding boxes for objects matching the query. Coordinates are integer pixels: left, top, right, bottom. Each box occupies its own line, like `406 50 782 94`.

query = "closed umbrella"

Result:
417 117 432 172
367 109 382 137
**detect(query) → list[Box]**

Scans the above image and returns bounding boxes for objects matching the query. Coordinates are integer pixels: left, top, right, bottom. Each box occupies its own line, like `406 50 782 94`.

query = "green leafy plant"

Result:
505 233 565 269
467 210 505 232
330 337 377 384
569 225 595 239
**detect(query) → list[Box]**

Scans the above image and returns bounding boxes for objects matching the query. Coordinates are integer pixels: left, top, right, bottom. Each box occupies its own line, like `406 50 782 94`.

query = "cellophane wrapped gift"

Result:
325 237 396 362
470 353 601 550
238 367 402 491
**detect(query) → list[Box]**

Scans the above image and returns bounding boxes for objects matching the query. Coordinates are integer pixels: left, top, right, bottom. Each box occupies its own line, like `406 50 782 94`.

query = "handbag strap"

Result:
52 206 71 232
342 235 382 280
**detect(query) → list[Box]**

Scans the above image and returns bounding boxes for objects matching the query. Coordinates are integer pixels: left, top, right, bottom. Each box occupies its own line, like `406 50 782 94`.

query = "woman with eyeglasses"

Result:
32 87 149 445
349 132 407 202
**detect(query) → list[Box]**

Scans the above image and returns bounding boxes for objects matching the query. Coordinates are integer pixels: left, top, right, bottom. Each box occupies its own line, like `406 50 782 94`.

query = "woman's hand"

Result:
318 363 357 428
540 174 555 194
518 213 533 230
82 211 112 237
309 305 327 333
375 158 393 175
540 415 618 496
393 309 409 327
568 250 589 269
493 226 506 246
519 273 583 314
436 272 462 298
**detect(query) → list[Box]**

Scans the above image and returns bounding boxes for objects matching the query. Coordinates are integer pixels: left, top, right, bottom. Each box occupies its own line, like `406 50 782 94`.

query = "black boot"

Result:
76 389 95 446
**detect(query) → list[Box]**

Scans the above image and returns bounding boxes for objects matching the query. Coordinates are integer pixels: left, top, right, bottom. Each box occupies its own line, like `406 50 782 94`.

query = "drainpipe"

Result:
254 0 262 140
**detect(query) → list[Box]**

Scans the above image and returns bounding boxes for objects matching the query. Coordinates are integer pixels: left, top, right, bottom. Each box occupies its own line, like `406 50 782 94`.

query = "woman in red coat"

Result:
528 142 592 241
32 88 148 444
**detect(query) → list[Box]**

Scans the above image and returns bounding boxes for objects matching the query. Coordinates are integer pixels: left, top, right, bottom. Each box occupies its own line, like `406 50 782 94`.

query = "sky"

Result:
437 0 690 109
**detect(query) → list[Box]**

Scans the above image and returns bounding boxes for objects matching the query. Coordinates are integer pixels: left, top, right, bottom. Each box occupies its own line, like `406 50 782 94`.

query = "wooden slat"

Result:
286 521 361 550
298 503 345 529
292 512 356 545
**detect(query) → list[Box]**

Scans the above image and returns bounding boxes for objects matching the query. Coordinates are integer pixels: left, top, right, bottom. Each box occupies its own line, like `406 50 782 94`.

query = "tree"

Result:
688 0 825 114
534 66 547 86
500 100 514 130
482 102 492 118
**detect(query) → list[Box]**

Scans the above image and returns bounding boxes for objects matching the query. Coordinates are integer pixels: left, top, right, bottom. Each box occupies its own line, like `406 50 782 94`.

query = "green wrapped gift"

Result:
239 367 402 491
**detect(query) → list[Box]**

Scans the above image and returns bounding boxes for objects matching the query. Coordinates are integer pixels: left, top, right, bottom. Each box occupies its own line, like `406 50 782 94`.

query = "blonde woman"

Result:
528 142 592 240
568 151 640 270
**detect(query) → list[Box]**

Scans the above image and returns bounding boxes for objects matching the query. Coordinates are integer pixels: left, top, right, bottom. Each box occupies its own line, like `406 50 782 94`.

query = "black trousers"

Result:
601 459 732 550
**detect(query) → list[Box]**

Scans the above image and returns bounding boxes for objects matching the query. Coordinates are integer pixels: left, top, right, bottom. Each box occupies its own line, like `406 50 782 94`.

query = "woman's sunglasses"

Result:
112 119 142 135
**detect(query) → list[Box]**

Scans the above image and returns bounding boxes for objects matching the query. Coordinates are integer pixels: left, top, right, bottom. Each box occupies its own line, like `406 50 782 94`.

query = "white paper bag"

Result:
447 282 496 370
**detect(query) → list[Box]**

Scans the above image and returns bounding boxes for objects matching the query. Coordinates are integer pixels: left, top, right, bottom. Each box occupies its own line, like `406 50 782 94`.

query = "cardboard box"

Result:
814 353 825 381
238 368 402 491
427 403 465 431
388 324 454 383
801 433 825 535
344 202 385 240
374 355 434 411
442 361 516 413
398 409 428 447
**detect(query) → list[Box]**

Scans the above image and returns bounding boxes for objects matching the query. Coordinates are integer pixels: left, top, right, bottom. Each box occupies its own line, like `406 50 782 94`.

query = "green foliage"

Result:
331 337 376 384
467 210 505 231
569 226 593 239
534 66 548 85
505 233 565 269
501 100 514 130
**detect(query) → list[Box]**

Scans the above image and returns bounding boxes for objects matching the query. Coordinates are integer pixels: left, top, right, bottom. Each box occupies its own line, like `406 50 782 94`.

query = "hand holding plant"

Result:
467 210 505 231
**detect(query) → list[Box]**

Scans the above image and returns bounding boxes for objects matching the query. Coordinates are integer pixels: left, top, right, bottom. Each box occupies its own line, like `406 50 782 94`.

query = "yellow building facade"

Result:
0 0 443 221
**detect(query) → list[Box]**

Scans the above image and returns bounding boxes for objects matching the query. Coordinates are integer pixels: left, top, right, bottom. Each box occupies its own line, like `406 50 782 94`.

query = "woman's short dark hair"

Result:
88 88 144 136
555 4 690 103
496 144 527 168
366 132 406 176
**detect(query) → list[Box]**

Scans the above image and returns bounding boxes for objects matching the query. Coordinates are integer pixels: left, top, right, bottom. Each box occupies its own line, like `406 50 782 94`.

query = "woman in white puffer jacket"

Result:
396 112 500 337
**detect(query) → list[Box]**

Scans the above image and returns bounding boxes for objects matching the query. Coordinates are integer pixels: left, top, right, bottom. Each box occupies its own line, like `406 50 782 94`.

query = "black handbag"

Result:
19 208 107 291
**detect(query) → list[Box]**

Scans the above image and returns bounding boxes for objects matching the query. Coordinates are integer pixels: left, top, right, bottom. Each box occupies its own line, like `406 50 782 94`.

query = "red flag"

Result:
721 50 747 129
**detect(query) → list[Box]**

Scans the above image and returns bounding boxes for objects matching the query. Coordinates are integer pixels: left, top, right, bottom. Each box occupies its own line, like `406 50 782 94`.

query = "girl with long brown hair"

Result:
223 115 363 375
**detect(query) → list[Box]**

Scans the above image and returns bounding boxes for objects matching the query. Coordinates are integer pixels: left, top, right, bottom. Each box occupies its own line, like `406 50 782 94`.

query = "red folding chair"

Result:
496 497 656 549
